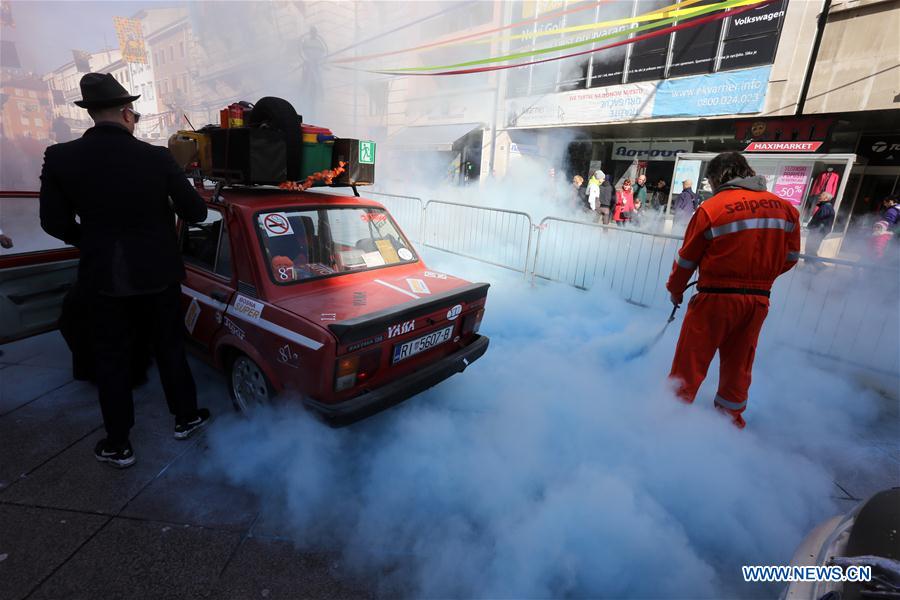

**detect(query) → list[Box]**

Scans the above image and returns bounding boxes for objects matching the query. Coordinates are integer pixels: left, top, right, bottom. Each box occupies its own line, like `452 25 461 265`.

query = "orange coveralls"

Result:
666 180 801 427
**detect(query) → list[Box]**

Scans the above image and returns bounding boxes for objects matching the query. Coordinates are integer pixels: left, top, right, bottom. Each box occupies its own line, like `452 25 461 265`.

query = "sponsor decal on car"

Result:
423 271 448 280
406 278 431 294
260 213 294 237
353 292 367 306
223 317 246 340
447 304 463 321
277 344 300 368
233 295 264 321
346 335 384 353
321 313 337 322
387 319 415 338
397 248 413 261
184 298 201 334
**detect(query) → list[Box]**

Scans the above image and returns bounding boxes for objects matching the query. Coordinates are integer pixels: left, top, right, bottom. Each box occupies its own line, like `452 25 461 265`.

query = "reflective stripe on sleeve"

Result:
714 394 747 411
675 255 697 270
707 217 796 239
787 251 800 261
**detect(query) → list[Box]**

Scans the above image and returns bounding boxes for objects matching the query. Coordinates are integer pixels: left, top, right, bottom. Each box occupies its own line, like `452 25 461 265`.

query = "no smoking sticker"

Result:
261 213 294 237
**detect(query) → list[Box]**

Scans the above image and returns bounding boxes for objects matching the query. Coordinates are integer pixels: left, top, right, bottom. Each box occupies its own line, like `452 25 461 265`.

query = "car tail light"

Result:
356 348 382 382
334 348 382 391
461 308 485 335
335 355 359 391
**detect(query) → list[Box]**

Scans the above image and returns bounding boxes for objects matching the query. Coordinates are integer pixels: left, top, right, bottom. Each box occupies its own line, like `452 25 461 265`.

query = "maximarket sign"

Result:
745 141 823 152
506 66 772 128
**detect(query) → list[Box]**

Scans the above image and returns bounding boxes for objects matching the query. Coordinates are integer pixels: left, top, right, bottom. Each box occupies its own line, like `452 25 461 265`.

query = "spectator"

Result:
881 195 899 232
805 192 835 256
613 179 635 227
596 171 614 225
587 171 601 213
39 73 210 469
869 221 893 261
0 226 12 249
651 178 669 212
633 174 648 213
571 174 588 212
673 179 699 225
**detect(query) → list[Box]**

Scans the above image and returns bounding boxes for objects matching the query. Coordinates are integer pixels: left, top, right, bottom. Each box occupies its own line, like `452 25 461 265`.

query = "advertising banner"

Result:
507 66 772 127
651 65 771 118
113 16 147 64
772 165 812 207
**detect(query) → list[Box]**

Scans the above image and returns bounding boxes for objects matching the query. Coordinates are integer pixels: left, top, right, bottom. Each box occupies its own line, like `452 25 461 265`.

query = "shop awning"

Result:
388 122 483 152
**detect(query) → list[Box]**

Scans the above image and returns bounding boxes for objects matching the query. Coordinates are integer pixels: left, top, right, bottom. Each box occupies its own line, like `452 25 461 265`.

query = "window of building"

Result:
20 116 29 125
181 74 188 92
34 117 43 127
168 46 174 61
27 90 36 98
179 41 185 57
148 85 154 100
158 51 165 66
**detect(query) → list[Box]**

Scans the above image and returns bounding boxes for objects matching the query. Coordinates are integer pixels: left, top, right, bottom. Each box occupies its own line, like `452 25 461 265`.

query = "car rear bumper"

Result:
305 335 489 423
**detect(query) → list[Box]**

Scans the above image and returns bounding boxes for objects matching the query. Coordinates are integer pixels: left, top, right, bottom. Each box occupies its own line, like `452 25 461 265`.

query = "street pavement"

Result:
0 331 897 600
0 332 373 600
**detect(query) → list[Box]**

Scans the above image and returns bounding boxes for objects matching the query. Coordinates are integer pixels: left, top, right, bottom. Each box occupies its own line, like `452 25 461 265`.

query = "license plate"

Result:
392 325 454 364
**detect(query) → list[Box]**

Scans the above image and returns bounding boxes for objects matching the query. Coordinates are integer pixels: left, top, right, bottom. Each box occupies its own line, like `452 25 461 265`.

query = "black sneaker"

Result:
94 439 136 469
174 408 211 440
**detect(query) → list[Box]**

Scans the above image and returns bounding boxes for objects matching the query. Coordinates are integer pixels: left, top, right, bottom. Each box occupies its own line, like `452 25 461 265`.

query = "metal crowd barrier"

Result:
364 191 426 245
422 200 534 275
531 216 683 307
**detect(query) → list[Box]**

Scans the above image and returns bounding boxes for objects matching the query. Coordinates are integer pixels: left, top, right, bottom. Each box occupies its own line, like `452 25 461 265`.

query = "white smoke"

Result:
203 250 889 599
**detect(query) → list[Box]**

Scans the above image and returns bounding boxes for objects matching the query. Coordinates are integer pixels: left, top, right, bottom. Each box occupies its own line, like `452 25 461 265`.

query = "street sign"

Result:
359 140 375 164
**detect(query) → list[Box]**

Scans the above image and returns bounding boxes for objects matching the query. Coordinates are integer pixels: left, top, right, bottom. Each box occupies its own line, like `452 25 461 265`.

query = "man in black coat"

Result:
40 73 210 468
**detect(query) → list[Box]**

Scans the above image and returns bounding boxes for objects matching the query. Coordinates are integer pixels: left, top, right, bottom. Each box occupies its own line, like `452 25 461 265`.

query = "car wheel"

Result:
229 354 274 413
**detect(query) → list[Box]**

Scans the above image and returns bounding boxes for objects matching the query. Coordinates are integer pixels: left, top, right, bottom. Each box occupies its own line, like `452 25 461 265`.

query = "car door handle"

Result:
8 283 72 305
210 290 229 304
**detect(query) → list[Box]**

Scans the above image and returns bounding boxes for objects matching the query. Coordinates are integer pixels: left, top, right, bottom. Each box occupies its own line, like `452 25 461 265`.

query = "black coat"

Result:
40 123 207 295
597 180 614 208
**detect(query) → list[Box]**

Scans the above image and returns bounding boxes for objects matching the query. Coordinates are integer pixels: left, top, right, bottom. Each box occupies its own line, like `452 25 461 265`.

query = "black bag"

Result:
619 211 633 220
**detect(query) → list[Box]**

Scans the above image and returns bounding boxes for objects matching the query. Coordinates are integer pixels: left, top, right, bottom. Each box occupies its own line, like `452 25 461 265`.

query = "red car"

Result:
0 189 489 423
178 188 489 421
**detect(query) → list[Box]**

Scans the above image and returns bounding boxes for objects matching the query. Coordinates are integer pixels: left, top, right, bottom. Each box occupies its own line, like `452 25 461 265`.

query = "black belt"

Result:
697 286 770 298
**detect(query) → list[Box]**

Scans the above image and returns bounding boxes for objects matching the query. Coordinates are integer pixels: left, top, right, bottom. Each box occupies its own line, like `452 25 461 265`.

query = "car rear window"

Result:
256 207 418 284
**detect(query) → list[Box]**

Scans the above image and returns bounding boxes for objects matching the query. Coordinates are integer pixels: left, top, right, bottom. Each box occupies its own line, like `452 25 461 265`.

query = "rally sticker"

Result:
277 344 300 369
184 298 201 334
223 317 246 340
447 304 463 321
423 270 448 280
321 313 337 322
361 251 386 268
397 248 413 261
261 213 293 237
375 239 400 264
233 295 264 321
406 278 431 294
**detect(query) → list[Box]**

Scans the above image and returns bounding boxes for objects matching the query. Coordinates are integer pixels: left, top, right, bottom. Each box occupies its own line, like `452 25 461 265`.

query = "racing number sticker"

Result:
261 213 293 237
359 140 375 165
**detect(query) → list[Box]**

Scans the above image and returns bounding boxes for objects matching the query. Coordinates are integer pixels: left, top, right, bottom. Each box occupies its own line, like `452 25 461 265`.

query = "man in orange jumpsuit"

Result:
667 152 801 428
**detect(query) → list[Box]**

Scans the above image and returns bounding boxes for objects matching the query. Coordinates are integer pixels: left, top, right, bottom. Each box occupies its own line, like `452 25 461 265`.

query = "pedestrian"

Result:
805 192 835 256
673 179 699 225
596 171 614 225
651 178 669 212
570 174 589 213
613 179 635 227
869 221 893 261
39 73 211 468
666 152 800 429
880 195 900 232
633 174 648 213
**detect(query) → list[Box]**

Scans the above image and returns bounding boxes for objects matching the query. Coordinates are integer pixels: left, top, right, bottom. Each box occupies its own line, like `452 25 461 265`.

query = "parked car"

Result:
0 189 490 423
782 487 900 599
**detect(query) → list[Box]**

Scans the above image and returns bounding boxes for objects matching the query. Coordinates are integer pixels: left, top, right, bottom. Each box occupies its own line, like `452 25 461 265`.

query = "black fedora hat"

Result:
74 72 140 109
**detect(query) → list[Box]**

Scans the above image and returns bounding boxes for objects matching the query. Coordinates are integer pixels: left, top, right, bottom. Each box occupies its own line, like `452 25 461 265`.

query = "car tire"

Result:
247 96 302 181
228 354 275 414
